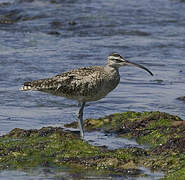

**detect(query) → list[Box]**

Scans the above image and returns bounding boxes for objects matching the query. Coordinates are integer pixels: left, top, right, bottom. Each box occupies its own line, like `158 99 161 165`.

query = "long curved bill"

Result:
125 60 153 76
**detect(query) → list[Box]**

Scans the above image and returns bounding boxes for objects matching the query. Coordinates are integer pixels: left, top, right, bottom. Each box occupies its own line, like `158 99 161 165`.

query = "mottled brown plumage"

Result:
21 66 120 102
20 53 153 138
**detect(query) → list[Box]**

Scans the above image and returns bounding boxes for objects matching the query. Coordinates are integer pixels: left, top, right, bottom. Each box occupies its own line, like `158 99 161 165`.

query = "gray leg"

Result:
76 102 86 138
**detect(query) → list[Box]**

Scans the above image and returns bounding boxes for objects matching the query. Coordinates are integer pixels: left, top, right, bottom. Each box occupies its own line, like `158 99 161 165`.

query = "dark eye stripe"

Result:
115 59 123 62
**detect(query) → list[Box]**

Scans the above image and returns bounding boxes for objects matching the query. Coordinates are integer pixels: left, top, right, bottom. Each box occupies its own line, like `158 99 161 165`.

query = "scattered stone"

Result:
177 96 185 102
68 21 77 25
50 21 63 28
48 31 61 35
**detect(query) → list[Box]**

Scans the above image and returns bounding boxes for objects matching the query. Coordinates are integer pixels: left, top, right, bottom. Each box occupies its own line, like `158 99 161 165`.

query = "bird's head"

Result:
106 53 153 76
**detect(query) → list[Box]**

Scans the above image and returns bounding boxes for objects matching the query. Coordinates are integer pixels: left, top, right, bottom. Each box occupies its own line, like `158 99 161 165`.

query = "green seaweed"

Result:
0 111 185 179
0 127 143 175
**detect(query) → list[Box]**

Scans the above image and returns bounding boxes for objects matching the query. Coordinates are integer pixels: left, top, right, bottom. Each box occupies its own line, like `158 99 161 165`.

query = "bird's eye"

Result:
115 59 123 63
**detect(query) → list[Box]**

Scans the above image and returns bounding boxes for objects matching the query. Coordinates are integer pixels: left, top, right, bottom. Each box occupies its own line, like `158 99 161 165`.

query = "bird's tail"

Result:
19 82 34 91
20 78 57 91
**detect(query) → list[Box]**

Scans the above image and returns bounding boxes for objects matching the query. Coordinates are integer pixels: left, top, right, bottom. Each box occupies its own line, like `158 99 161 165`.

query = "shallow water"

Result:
0 168 164 180
0 0 185 179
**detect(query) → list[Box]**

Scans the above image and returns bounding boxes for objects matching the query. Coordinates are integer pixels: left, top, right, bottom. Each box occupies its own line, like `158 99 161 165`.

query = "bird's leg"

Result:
76 102 86 138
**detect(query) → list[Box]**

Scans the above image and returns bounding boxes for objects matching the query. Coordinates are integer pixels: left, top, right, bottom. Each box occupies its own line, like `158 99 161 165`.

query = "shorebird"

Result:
20 53 153 138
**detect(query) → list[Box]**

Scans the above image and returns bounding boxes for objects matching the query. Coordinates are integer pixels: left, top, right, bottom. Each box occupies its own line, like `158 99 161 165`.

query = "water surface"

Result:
0 0 185 179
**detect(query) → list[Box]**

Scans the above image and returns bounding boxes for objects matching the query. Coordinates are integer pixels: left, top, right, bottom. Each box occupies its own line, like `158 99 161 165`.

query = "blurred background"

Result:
0 0 185 179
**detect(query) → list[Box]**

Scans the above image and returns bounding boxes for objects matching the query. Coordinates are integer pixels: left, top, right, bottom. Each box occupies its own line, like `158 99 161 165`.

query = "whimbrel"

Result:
20 53 153 138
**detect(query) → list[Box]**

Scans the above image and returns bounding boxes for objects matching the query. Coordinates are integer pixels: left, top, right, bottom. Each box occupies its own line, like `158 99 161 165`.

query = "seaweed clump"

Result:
0 111 185 179
66 111 185 179
0 126 146 177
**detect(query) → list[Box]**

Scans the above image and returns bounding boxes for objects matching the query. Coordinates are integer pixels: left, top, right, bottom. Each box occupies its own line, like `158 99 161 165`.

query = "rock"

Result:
0 111 185 179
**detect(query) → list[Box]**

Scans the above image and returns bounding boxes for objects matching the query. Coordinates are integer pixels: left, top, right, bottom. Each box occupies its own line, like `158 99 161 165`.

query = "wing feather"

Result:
20 66 104 94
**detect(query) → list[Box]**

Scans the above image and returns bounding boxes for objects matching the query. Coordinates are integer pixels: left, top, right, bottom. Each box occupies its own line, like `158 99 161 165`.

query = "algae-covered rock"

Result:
65 111 185 179
0 126 145 177
1 111 185 179
66 111 183 147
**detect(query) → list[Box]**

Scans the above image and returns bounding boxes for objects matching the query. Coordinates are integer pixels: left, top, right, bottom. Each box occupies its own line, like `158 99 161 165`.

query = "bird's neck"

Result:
105 64 119 74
